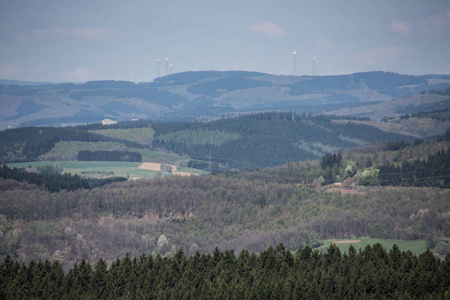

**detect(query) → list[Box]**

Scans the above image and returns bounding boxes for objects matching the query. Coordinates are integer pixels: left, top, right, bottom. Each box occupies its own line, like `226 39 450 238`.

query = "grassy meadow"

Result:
315 237 429 256
90 127 155 145
8 161 171 179
38 141 184 163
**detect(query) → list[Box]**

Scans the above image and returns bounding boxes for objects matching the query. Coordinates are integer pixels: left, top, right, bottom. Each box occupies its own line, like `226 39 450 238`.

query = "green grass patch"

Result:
90 127 155 145
38 141 128 160
315 237 429 256
8 161 173 179
38 141 184 164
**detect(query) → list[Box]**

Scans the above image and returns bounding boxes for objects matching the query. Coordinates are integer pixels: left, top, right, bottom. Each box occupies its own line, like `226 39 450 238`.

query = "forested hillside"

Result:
379 148 450 188
1 112 418 171
228 130 450 188
0 98 449 290
1 171 449 271
0 126 147 163
152 112 414 169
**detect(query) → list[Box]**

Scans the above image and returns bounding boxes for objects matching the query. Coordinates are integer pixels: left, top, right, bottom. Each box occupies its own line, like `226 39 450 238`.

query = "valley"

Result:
3 1 450 297
0 73 449 298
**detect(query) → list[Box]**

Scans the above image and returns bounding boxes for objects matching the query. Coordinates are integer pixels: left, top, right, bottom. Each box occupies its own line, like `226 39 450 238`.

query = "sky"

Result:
1 0 450 83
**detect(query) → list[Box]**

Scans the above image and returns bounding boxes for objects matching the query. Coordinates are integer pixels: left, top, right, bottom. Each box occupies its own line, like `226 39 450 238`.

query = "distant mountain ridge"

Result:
1 71 450 130
0 79 54 86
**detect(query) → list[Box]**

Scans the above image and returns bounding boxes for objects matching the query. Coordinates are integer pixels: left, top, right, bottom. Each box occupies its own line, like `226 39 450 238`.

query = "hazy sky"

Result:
1 0 450 82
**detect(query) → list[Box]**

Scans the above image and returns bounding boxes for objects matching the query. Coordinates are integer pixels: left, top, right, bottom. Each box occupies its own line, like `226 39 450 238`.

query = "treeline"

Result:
0 165 89 192
440 127 450 142
320 152 343 170
86 177 128 189
0 165 127 192
78 150 142 162
383 140 415 151
428 86 450 95
1 244 449 299
378 149 450 188
187 159 223 173
383 108 450 122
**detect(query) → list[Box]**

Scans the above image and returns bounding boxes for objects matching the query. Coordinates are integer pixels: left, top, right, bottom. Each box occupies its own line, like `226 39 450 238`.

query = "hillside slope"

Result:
0 112 419 171
1 134 450 270
1 71 450 129
1 167 448 270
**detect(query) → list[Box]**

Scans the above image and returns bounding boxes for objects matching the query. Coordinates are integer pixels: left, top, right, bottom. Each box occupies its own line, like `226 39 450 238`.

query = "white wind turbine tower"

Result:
165 58 169 76
312 56 316 76
292 51 297 76
130 72 134 82
156 58 160 78
169 64 173 74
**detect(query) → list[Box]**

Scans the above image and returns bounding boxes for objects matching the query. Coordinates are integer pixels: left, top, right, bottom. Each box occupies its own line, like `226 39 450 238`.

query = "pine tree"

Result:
92 258 108 299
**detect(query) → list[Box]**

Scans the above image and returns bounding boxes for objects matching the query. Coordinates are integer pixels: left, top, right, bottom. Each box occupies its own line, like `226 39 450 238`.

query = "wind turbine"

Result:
292 51 297 76
156 58 160 78
312 56 316 76
169 64 173 74
165 58 168 76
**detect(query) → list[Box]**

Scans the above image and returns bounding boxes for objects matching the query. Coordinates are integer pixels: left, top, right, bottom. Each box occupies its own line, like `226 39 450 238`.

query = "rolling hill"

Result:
1 71 450 130
1 70 449 273
0 112 420 171
1 132 449 272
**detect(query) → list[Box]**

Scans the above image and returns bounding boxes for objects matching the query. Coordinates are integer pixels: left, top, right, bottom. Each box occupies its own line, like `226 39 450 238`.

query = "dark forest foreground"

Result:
1 243 450 299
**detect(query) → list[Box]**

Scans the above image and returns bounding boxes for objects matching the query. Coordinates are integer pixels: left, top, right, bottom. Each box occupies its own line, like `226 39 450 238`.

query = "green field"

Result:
8 161 171 179
38 141 184 163
90 127 155 145
315 237 429 256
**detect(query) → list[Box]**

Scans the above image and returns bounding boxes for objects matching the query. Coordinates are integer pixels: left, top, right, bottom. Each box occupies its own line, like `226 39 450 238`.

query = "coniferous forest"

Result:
0 165 89 192
378 148 450 188
1 244 450 299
